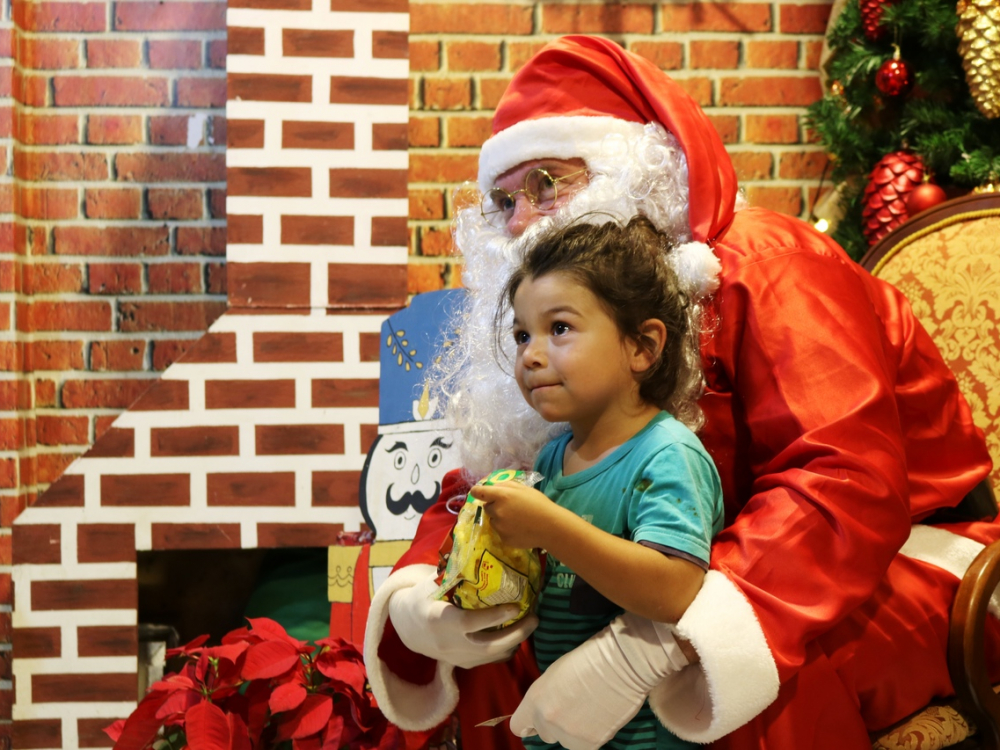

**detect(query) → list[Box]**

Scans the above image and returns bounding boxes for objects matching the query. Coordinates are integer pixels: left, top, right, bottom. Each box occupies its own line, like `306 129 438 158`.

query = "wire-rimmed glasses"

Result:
480 168 587 228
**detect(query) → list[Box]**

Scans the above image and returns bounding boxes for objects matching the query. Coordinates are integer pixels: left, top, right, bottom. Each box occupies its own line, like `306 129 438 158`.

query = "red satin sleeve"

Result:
376 469 472 686
705 235 916 682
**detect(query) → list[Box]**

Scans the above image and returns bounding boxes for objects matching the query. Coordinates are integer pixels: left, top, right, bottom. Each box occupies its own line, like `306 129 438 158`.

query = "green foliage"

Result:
805 0 1000 260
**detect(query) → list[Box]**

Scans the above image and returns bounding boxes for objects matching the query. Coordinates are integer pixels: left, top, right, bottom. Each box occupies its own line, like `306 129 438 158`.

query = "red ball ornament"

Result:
876 48 913 98
906 182 947 215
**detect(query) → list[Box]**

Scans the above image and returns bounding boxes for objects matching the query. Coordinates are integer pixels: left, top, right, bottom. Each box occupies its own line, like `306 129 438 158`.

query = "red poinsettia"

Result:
106 619 431 750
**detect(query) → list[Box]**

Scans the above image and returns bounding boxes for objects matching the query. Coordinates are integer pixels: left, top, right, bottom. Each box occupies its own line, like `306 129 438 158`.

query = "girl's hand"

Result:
469 482 561 550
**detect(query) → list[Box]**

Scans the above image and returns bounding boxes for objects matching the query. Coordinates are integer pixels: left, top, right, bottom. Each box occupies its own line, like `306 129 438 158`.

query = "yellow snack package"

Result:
434 469 543 628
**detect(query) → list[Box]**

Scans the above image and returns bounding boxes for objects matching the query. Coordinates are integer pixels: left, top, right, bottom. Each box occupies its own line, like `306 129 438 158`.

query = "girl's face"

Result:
511 271 643 435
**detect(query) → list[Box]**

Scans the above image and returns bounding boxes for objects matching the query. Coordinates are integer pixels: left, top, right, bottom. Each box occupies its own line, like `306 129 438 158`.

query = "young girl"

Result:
470 215 724 750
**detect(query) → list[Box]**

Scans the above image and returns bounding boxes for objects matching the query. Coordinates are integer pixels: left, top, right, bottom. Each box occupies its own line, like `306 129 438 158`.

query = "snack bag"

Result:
434 469 543 627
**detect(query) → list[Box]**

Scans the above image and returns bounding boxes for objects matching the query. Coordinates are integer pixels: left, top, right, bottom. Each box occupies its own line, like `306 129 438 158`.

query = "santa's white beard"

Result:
431 123 695 480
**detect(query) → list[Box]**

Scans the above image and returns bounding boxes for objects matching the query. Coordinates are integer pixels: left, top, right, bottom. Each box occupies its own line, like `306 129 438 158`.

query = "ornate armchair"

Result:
861 191 1000 749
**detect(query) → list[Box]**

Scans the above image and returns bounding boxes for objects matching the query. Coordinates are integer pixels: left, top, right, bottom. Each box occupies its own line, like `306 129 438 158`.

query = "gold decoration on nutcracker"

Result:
957 0 1000 119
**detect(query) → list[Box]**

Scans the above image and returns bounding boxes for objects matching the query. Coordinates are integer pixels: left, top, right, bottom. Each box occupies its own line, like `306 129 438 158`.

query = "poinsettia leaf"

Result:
287 694 334 740
268 682 307 714
242 641 301 680
242 680 271 741
150 674 197 693
320 713 344 750
186 701 231 750
205 641 250 665
166 633 211 659
314 657 367 695
245 617 305 648
103 719 126 743
221 625 254 645
227 710 252 750
155 690 200 720
111 695 168 750
292 734 322 750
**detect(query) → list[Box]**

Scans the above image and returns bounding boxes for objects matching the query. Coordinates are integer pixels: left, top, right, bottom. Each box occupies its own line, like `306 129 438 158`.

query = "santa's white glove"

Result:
388 566 538 670
511 612 689 750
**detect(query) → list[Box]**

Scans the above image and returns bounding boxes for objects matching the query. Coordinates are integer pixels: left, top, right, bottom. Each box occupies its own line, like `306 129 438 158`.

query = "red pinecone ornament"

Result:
861 151 926 245
875 54 913 98
860 0 892 41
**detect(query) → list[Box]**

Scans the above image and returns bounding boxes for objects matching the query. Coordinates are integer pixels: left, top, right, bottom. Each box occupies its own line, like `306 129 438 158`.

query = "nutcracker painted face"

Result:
359 429 462 541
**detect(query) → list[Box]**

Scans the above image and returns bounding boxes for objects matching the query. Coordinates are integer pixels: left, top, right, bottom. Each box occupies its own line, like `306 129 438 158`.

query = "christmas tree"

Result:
805 0 1000 260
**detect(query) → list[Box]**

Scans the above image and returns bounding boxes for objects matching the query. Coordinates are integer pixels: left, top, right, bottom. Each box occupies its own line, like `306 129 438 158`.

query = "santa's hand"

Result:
388 568 538 669
510 612 689 750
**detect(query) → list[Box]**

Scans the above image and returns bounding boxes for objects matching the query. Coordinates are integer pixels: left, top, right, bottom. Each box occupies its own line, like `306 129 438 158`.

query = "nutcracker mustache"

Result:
385 483 441 516
428 123 714 480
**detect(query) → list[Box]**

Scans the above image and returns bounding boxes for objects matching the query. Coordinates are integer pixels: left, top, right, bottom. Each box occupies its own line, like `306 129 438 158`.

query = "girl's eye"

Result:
513 330 529 345
552 322 570 335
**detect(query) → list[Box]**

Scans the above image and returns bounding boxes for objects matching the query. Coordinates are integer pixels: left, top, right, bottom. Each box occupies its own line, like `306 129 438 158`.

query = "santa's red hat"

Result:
479 35 737 251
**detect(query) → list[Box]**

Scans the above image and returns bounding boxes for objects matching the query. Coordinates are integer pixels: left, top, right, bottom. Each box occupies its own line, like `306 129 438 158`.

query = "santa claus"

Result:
363 35 1000 749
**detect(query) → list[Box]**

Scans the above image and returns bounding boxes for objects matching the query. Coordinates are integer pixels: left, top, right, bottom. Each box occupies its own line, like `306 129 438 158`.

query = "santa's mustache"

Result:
385 482 441 515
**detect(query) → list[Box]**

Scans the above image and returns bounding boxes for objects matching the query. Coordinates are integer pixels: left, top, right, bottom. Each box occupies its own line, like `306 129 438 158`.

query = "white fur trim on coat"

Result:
900 524 1000 618
670 241 722 299
363 564 460 731
649 570 780 743
478 116 646 192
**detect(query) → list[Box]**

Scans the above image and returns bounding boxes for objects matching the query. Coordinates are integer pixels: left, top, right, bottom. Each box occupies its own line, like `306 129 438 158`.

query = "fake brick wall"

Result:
406 0 835 291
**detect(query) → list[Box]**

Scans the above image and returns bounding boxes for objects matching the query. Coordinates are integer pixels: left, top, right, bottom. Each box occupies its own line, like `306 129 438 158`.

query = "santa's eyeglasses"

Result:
480 168 587 228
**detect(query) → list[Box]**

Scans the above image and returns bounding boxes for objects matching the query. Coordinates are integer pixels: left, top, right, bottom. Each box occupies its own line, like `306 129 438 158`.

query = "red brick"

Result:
208 39 226 68
478 76 513 109
84 187 141 219
410 188 446 220
35 380 57 407
78 526 135 563
746 114 801 144
149 114 187 145
662 3 772 31
76 625 137 655
229 72 311 103
747 40 799 69
0 534 10 565
16 187 78 219
372 216 407 246
87 114 142 144
410 40 440 71
55 225 169 256
746 185 803 215
282 121 353 150
177 77 227 107
205 380 296 409
0 458 16 490
691 40 740 69
1 495 28 525
86 428 135 458
229 26 264 55
102 474 190 506
207 262 226 294
22 264 84 294
311 378 378 408
423 77 471 110
37 415 89 445
94 416 120 441
152 523 241 549
283 28 353 57
720 76 822 106
409 263 446 294
13 627 61 658
13 71 49 106
152 426 239 456
507 40 547 71
628 40 684 71
446 115 492 147
446 41 501 72
16 2 107 32
118 300 226 331
148 262 204 293
209 188 226 218
673 77 713 107
38 452 81 484
410 153 479 183
280 215 353 246
330 169 407 199
207 473 295 505
89 262 142 294
172 332 236 364
131 379 189 410
18 37 80 69
252 332 343 363
228 166 310 197
15 150 108 181
411 4 533 34
370 121 405 151
803 40 823 70
373 30 406 59
86 39 141 68
779 4 831 33
54 76 169 106
409 116 440 148
256 424 344 455
328 263 406 307
91 340 146 370
257 523 343 547
148 188 204 220
24 341 85 371
12 524 61 564
79 717 119 748
177 226 226 255
731 151 773 181
227 118 264 148
33 673 136 702
18 301 110 331
329 0 401 9
117 153 225 182
228 262 310 306
114 2 226 31
61 378 152 408
708 114 740 144
541 4 654 33
330 76 407 105
14 719 62 749
15 113 79 144
779 150 829 179
149 39 202 69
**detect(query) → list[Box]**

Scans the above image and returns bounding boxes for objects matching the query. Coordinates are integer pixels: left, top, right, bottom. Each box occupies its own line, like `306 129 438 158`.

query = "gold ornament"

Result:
956 0 1000 119
830 80 844 96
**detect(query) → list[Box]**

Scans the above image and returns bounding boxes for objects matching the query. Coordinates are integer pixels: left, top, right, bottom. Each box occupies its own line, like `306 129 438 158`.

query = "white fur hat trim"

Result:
670 241 722 299
478 115 646 192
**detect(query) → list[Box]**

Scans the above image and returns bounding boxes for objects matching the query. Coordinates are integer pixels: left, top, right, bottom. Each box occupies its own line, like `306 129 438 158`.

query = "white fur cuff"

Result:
899 525 999 618
363 564 460 731
649 571 780 743
670 241 722 299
